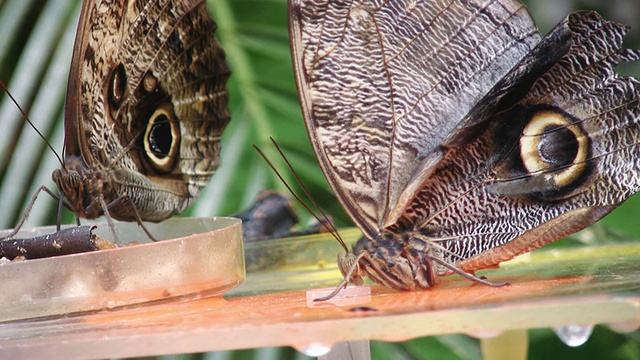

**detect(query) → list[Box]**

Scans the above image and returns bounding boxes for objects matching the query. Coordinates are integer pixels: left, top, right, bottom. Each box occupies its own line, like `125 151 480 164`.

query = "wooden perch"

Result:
0 226 115 260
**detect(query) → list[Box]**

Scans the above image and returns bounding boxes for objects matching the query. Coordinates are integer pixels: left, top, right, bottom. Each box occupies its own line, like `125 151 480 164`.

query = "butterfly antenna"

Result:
267 138 343 237
0 80 63 167
108 130 143 171
253 140 349 253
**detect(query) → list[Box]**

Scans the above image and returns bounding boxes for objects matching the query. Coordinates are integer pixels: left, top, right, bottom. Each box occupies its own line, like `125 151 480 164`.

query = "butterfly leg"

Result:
105 194 158 242
427 255 509 287
404 248 438 288
90 196 121 245
362 251 417 291
2 185 61 239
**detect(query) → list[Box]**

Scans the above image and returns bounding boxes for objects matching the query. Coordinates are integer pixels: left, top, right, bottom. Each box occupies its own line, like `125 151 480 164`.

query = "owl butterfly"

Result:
289 0 640 292
14 0 230 239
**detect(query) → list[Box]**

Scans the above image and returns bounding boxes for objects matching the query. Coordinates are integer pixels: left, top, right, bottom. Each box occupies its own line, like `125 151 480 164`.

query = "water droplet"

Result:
295 343 333 357
554 324 594 347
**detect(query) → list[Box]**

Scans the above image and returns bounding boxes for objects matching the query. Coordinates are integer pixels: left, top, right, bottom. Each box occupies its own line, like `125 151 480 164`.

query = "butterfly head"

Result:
51 155 114 220
344 234 439 291
336 251 365 286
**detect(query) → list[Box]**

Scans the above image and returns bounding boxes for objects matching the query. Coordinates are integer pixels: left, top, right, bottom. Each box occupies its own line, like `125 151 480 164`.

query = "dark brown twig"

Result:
0 226 113 260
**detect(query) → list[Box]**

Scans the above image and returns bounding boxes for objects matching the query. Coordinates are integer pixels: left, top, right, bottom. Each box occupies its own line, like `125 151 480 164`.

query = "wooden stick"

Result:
0 226 114 260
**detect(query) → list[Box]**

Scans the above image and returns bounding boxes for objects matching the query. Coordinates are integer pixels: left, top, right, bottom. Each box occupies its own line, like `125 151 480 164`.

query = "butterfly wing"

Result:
63 0 96 160
289 0 541 235
63 0 230 221
394 11 640 272
292 1 640 290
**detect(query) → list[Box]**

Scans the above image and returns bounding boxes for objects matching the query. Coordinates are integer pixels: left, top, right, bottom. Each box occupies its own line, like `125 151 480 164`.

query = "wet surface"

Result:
0 235 638 358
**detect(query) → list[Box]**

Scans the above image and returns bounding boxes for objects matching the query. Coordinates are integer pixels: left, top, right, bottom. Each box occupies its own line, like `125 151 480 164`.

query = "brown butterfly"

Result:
12 0 230 238
290 0 640 292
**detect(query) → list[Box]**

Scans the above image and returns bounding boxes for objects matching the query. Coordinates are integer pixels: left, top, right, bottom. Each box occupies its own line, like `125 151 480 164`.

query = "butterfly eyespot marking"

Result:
143 103 180 172
108 63 127 110
519 109 589 188
142 72 158 94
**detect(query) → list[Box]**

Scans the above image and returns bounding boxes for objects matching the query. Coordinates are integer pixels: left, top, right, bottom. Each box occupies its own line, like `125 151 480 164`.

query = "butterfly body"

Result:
290 1 640 290
55 0 230 223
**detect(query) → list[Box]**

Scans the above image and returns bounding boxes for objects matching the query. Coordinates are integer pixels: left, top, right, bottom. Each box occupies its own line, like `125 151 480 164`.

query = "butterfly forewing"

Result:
290 0 541 234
